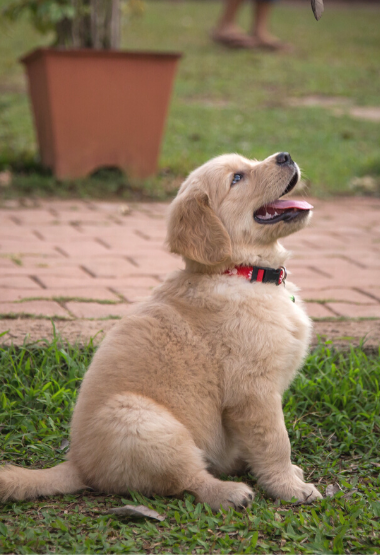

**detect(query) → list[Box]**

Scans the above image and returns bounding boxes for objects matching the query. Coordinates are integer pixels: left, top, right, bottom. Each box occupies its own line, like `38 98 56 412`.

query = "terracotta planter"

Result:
21 48 181 179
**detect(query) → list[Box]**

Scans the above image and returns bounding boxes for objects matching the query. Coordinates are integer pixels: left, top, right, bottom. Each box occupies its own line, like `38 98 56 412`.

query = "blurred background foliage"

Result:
0 0 144 48
0 0 379 199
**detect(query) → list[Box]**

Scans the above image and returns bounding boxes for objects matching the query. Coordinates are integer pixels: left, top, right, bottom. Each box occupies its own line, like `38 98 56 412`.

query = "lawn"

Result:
0 1 380 199
0 336 379 554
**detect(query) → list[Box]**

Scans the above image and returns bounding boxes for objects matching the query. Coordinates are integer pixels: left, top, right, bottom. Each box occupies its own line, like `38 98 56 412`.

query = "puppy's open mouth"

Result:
254 172 313 225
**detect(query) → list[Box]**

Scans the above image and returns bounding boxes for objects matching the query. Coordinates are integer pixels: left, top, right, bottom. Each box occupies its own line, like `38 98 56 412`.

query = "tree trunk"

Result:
55 0 120 49
110 0 121 49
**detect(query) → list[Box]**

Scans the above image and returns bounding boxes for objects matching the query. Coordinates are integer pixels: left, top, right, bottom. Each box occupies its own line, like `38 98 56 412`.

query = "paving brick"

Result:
280 237 309 250
2 265 89 279
339 254 380 268
131 253 183 274
304 303 337 318
0 276 42 289
0 300 70 318
82 225 167 242
300 231 347 247
100 241 167 258
14 256 129 269
36 276 98 289
132 226 167 241
109 276 159 291
15 257 77 268
301 288 376 304
52 288 120 301
52 211 118 225
0 287 119 302
0 258 19 268
11 254 63 265
329 236 379 250
141 203 169 217
85 201 123 213
334 273 379 288
80 258 138 278
47 240 111 258
309 224 363 237
1 230 43 241
4 209 57 225
295 275 377 291
291 278 333 291
325 254 372 266
35 226 84 241
113 287 157 303
308 259 366 279
0 240 63 256
0 288 44 302
38 276 158 289
354 287 380 302
290 256 362 273
66 302 131 319
38 200 93 211
326 303 380 318
112 215 167 230
89 203 164 221
287 266 332 280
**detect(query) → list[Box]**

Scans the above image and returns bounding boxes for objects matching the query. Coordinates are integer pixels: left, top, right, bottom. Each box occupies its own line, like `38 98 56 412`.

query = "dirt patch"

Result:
0 318 117 347
312 319 380 353
287 95 352 109
348 107 380 122
1 317 379 353
183 97 231 108
287 96 380 123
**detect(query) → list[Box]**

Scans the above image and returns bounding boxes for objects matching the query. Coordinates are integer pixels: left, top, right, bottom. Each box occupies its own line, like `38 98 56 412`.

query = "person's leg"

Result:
218 0 246 28
211 0 290 51
211 0 254 48
251 0 289 49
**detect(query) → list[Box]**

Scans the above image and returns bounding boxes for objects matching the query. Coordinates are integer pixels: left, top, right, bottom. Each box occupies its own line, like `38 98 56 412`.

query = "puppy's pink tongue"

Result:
266 200 314 211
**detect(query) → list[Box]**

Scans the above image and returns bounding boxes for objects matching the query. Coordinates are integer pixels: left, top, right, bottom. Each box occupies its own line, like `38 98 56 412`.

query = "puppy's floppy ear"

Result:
167 188 232 265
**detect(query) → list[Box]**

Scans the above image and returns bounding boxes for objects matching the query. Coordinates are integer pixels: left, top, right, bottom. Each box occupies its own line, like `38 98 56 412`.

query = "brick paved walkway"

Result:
1 197 379 348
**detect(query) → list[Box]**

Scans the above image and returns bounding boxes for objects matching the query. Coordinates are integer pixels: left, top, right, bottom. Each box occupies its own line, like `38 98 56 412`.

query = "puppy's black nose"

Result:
276 152 293 166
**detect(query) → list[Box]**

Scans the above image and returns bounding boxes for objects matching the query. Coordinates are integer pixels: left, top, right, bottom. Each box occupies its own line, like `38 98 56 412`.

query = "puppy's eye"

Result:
231 173 244 186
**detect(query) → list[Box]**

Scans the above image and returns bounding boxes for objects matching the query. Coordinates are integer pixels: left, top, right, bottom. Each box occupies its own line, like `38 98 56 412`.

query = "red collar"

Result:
223 265 287 286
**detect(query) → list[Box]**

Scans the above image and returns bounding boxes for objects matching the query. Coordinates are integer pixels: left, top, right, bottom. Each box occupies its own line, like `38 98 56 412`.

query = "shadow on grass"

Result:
0 151 180 201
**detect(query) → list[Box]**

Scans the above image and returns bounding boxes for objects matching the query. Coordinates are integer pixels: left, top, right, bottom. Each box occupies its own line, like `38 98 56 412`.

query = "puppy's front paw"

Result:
291 464 304 480
267 475 322 504
291 481 322 504
198 481 254 512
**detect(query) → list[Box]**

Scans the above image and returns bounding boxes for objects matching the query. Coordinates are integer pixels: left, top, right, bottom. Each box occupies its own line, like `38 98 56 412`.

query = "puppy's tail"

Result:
0 461 86 502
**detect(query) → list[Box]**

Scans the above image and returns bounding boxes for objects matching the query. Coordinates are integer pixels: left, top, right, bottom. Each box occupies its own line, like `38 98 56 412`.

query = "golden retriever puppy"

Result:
0 152 322 510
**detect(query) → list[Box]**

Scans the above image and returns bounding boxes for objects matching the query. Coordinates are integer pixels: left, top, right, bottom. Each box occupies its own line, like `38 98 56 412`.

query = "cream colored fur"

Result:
0 153 322 510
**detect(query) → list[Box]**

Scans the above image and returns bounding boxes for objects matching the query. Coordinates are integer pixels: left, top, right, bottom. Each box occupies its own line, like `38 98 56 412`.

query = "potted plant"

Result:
2 0 181 179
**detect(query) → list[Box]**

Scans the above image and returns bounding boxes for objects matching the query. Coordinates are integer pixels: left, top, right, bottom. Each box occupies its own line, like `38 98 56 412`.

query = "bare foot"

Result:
211 25 256 49
252 32 293 52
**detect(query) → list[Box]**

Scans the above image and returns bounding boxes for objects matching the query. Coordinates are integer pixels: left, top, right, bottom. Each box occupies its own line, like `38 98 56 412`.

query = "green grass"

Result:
0 334 379 553
0 1 380 199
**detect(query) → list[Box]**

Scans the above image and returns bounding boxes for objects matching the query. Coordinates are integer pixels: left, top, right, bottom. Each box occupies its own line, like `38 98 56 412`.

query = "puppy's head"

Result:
167 152 312 267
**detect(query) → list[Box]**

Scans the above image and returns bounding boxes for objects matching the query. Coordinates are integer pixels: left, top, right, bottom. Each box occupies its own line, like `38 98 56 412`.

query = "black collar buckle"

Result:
250 265 287 286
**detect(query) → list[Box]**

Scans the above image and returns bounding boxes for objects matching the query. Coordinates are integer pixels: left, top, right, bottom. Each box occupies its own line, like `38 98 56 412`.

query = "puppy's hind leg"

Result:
74 393 253 511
